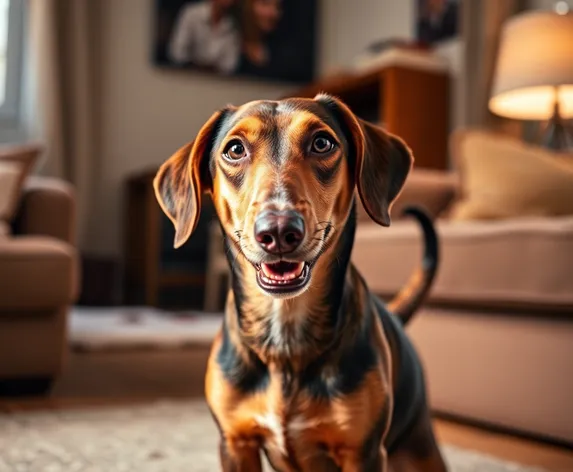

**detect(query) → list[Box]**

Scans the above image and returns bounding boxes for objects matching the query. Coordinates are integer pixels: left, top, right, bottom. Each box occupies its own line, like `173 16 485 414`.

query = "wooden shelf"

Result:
284 65 450 170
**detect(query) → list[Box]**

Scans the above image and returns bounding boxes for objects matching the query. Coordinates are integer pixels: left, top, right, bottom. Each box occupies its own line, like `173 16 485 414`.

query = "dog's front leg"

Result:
219 437 263 472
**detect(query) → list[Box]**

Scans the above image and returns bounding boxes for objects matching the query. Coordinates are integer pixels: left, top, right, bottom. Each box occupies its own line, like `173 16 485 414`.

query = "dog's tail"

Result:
387 207 439 326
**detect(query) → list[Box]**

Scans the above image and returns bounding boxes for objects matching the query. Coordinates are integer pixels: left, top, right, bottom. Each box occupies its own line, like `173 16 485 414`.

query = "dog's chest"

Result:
255 404 339 471
252 372 375 471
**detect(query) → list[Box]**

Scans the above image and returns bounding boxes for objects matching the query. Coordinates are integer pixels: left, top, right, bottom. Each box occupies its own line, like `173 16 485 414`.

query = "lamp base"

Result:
541 102 573 152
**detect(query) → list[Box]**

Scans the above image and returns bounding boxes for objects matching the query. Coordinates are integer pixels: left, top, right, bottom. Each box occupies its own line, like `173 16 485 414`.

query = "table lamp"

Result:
489 5 573 151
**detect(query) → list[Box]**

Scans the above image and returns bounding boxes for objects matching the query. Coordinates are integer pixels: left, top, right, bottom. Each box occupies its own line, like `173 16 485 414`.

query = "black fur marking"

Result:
281 363 295 397
218 234 270 393
277 100 349 143
312 155 342 185
360 410 387 471
300 317 378 399
217 161 244 189
205 107 235 186
223 235 245 321
332 307 378 396
315 96 358 182
268 122 283 167
323 203 356 331
217 317 269 393
403 206 438 273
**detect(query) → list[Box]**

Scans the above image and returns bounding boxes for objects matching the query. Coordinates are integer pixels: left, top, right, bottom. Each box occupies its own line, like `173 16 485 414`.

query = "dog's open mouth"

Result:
256 261 310 294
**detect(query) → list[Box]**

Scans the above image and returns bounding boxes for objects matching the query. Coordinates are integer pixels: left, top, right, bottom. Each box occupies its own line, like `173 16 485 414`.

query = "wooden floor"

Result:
434 421 573 472
1 348 572 472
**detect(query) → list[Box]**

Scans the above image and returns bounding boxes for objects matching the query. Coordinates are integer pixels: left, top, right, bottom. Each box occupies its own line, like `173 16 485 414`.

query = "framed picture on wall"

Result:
153 0 318 83
416 0 460 45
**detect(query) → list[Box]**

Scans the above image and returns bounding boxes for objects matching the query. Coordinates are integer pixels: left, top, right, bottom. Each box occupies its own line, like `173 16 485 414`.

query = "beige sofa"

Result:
352 169 573 446
0 177 79 396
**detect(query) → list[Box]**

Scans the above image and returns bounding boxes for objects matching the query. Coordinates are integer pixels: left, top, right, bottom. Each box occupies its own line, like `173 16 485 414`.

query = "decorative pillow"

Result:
450 129 573 221
0 145 41 222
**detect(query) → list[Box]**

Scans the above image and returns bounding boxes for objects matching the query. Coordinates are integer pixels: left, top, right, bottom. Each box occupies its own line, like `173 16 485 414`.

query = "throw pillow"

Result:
0 145 41 223
0 161 21 226
450 129 573 220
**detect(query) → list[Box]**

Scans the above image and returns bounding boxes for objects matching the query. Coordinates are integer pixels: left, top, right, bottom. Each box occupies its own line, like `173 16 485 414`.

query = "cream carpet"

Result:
0 401 547 472
70 307 223 352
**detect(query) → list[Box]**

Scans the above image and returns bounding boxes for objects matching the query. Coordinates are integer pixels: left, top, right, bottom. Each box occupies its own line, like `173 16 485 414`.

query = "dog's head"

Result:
154 95 412 299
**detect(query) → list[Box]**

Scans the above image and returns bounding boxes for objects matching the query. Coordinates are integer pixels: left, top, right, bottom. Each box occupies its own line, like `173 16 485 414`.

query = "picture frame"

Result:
416 0 460 45
153 0 318 83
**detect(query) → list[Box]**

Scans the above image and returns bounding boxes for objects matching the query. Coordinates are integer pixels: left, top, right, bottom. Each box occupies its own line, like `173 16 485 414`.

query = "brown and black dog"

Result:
154 94 447 472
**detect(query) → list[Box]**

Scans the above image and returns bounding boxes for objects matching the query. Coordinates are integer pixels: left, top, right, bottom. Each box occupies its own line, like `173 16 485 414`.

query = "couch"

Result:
0 176 79 395
352 168 573 446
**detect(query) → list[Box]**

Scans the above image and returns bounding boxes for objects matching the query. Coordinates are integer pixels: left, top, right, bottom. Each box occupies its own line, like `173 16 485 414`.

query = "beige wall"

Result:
525 0 573 10
90 0 418 257
320 0 414 74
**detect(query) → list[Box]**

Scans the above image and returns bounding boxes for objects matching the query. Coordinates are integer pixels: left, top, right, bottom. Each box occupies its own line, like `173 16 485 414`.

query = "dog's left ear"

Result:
315 94 413 226
154 109 227 248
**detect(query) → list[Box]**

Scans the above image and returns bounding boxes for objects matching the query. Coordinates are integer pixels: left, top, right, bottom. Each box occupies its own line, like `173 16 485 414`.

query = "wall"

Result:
525 0 573 10
320 0 414 73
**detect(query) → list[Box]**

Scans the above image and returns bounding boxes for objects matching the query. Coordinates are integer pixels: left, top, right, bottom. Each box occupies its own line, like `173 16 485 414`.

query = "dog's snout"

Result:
254 210 305 254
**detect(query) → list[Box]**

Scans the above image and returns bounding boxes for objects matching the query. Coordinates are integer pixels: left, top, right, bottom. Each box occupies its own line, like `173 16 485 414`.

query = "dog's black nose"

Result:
254 210 305 254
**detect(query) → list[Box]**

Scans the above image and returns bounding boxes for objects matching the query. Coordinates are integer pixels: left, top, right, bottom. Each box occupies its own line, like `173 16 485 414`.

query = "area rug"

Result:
70 307 223 352
0 401 546 472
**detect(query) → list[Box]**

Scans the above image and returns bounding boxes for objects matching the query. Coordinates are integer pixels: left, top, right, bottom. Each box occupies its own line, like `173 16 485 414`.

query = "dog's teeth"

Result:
294 263 305 277
261 265 272 278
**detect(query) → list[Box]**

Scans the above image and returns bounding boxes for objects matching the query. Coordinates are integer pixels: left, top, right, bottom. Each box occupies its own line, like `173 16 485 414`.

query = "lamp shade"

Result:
489 11 573 120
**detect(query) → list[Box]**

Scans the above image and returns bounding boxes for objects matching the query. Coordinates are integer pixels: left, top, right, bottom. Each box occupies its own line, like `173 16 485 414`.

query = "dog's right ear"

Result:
154 109 228 248
315 94 413 227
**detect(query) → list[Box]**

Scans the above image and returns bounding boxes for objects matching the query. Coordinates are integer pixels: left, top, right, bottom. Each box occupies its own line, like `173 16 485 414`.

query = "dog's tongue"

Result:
261 261 304 281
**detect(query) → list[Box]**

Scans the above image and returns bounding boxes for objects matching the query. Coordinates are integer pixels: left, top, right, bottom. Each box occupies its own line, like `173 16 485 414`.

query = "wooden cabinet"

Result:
123 169 214 308
285 66 450 169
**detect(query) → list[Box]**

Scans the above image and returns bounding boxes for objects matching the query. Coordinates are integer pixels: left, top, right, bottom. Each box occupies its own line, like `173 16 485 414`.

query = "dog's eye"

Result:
311 135 335 154
223 140 247 160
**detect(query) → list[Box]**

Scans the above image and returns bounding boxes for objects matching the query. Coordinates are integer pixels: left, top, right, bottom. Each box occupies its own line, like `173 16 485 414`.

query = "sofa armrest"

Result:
14 177 76 245
391 169 460 220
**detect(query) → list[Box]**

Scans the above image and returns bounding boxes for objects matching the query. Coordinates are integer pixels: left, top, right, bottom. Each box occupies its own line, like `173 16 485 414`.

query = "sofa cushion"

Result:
0 237 78 310
17 177 76 243
353 217 573 311
450 129 573 221
356 169 459 223
0 145 41 222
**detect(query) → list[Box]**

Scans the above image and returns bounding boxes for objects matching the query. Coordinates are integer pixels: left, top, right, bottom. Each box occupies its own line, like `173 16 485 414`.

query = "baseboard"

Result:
433 410 573 450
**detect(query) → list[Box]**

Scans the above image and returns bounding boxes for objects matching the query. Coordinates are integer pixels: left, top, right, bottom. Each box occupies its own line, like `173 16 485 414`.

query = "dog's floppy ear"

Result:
315 94 413 226
154 109 226 248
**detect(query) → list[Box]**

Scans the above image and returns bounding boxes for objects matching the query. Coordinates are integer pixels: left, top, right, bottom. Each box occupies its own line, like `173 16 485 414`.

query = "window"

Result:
0 0 9 105
0 0 24 139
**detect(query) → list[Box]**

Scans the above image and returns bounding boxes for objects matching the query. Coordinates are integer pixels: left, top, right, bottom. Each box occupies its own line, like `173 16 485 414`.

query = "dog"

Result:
154 94 447 472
